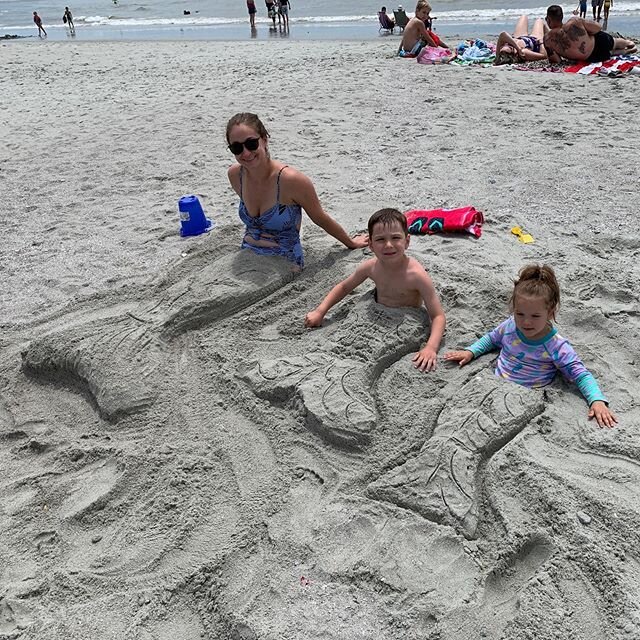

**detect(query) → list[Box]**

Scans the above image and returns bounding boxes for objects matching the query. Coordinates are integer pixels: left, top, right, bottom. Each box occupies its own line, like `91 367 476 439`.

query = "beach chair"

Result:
378 12 395 33
394 9 409 31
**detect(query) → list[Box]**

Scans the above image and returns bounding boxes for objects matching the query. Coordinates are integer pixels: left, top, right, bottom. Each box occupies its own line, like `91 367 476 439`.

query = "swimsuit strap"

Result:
239 166 244 200
276 165 288 205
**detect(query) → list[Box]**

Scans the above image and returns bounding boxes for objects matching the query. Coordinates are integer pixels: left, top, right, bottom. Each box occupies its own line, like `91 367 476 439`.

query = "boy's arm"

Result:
412 269 446 371
305 261 372 327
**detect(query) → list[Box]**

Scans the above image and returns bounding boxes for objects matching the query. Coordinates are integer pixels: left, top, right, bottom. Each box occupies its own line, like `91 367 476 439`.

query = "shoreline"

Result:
3 16 640 42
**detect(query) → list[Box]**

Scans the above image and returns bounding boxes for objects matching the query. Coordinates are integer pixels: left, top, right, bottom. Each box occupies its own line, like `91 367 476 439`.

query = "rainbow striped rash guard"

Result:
466 317 606 406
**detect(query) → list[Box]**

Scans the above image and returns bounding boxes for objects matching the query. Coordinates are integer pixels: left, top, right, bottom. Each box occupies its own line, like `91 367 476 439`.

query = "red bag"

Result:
404 206 484 238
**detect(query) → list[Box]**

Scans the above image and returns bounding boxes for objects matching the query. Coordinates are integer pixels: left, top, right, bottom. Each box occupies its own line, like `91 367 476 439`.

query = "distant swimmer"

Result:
33 11 47 37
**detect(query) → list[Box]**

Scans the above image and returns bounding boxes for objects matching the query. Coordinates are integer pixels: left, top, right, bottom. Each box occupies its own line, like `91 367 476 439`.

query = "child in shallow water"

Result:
444 264 617 428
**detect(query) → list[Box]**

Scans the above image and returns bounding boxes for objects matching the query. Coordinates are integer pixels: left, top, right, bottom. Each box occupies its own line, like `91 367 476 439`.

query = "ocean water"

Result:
2 0 639 40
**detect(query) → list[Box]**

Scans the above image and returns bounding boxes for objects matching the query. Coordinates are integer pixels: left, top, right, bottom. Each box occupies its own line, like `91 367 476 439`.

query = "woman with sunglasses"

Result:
226 113 368 270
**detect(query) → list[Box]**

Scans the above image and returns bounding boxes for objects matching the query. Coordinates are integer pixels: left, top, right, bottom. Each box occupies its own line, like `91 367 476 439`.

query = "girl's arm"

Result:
444 318 510 367
551 337 617 428
287 170 368 249
305 262 372 327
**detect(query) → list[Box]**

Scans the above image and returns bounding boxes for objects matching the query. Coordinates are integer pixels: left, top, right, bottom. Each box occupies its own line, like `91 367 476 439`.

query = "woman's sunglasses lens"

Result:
245 138 259 151
229 138 260 155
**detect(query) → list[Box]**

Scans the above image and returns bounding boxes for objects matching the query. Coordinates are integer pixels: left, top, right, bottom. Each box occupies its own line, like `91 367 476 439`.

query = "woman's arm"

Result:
520 49 548 61
227 164 241 197
286 169 368 249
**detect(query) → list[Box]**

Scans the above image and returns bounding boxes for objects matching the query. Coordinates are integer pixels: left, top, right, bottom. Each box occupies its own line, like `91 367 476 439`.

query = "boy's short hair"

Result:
368 208 408 236
416 0 431 13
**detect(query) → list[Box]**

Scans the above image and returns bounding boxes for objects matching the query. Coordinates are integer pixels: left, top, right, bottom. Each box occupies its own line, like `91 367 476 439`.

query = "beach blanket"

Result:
450 39 496 66
404 207 484 238
565 54 640 75
417 46 454 65
512 54 640 75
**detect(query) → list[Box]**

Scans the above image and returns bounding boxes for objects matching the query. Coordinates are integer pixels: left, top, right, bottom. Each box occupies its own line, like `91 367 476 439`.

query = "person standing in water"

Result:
33 11 47 36
63 6 74 30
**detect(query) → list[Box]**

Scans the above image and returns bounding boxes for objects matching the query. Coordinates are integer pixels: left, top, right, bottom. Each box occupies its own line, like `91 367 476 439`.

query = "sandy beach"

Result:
1 39 640 639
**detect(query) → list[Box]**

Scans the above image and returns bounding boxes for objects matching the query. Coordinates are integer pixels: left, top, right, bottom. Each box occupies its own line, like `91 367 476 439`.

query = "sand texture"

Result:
1 40 640 639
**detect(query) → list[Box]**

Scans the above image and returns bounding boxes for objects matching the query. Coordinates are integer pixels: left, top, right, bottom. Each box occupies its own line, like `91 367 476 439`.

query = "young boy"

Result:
304 208 446 372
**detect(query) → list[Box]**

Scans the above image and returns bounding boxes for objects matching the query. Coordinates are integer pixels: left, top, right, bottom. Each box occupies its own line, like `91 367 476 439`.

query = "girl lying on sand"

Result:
444 264 617 428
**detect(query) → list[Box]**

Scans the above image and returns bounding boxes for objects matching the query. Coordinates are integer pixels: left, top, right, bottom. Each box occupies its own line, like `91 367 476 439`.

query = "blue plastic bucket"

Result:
178 195 213 237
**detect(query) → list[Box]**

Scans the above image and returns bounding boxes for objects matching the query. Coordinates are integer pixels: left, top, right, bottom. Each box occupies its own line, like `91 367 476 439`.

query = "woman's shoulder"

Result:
278 164 315 193
228 163 241 180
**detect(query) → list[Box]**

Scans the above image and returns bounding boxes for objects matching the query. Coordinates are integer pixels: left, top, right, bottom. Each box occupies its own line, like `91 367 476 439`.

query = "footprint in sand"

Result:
368 369 545 539
237 292 428 448
22 249 295 421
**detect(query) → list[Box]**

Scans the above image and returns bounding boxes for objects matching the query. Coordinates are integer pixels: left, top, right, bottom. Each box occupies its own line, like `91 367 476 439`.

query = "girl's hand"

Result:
348 233 369 249
304 309 325 328
588 401 618 429
412 346 438 372
443 350 474 367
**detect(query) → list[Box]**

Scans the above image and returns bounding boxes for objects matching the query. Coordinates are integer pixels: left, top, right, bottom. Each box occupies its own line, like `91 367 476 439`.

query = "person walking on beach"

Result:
279 0 290 28
265 0 277 27
444 264 617 429
545 4 636 62
305 208 446 373
591 0 604 21
33 11 47 36
247 0 256 28
575 0 587 19
63 6 74 30
602 0 612 30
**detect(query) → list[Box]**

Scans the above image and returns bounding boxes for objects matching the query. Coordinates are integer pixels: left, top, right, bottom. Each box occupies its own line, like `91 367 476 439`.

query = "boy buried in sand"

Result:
444 264 617 428
305 208 446 372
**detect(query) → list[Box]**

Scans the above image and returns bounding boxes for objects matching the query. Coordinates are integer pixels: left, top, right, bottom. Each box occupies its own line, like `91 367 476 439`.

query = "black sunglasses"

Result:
228 137 260 155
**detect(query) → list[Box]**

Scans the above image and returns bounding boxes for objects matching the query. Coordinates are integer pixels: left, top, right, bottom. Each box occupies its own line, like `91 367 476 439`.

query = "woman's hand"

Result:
348 234 369 249
443 350 474 367
588 401 618 429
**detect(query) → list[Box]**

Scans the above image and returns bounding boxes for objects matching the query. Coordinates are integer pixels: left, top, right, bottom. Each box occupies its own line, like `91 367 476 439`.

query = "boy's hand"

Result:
443 350 474 367
304 309 325 328
412 346 438 372
588 401 618 429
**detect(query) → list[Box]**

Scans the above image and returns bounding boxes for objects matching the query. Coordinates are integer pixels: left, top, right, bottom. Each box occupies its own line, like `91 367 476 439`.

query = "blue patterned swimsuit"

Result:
238 166 304 268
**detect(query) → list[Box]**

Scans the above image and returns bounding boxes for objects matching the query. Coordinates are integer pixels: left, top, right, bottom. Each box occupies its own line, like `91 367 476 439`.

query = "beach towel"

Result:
565 54 640 75
404 207 484 238
451 40 496 65
417 46 454 65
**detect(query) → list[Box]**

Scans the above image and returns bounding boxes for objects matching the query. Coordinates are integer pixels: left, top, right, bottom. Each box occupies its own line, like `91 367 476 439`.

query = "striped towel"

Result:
565 54 640 75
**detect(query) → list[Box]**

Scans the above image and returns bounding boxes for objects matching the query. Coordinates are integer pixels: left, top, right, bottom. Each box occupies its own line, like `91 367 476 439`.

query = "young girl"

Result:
444 264 617 428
